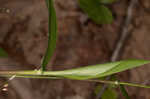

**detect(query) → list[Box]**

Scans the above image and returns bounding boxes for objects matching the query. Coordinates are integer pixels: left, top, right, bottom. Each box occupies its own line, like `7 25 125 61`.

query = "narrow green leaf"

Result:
98 59 150 77
41 0 57 71
78 0 113 24
0 59 149 80
99 0 116 4
1 73 150 89
44 59 149 80
45 60 122 79
0 48 8 57
0 61 121 79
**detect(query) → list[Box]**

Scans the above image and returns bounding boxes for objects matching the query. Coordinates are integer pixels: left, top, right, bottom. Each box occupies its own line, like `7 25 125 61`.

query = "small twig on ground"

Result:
96 0 138 99
0 75 16 91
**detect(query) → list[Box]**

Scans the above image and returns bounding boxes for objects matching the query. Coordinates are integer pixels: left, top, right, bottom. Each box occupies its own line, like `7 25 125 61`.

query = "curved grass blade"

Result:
78 0 113 24
0 59 149 80
41 0 57 71
98 59 150 78
1 73 150 89
0 61 121 79
45 59 150 80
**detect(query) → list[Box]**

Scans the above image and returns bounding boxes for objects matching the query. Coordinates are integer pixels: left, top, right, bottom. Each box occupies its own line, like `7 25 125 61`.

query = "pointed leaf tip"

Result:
98 59 150 78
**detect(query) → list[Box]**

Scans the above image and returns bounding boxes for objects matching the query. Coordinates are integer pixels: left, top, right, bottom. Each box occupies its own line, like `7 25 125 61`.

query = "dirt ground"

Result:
0 0 150 99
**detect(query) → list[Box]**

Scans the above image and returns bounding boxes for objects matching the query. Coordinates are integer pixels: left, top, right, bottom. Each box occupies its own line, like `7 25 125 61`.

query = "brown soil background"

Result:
0 0 150 99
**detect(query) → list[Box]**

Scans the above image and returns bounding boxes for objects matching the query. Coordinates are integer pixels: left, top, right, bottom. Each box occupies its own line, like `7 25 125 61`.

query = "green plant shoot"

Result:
41 0 57 72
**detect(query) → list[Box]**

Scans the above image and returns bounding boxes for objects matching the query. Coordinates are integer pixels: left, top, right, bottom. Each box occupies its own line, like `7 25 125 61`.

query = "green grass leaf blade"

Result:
98 59 150 77
41 0 57 71
46 59 149 80
1 71 150 89
0 60 149 80
78 0 113 24
45 61 122 79
0 48 8 57
0 61 121 79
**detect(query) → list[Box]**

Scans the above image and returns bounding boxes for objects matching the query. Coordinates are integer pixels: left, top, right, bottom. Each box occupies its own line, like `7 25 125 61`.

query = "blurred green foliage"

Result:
0 48 8 57
78 0 116 24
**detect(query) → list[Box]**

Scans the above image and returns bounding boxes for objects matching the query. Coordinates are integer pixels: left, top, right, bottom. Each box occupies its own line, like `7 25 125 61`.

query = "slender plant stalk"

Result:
0 71 150 89
41 0 51 71
41 0 57 72
86 80 150 89
0 75 61 79
0 75 16 91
